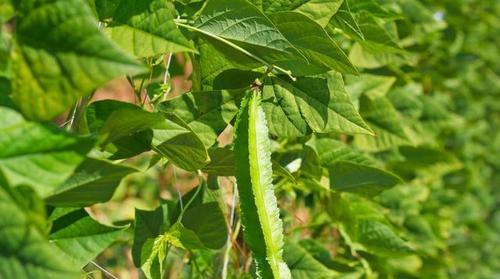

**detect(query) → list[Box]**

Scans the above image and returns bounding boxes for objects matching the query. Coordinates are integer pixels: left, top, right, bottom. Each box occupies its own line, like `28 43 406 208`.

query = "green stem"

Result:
176 170 205 223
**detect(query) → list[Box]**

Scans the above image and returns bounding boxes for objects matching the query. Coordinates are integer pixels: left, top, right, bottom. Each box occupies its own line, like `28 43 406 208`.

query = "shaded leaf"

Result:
49 208 126 268
0 107 94 197
45 158 136 207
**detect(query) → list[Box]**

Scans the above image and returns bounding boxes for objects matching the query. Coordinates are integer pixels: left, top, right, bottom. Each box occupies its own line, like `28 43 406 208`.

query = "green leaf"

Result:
193 0 302 72
352 11 403 54
165 222 206 250
90 102 209 171
284 242 337 279
268 11 357 76
309 137 378 167
153 113 210 171
345 74 396 100
132 205 168 268
327 0 364 40
158 90 244 147
106 0 196 58
356 219 413 257
48 208 126 268
0 184 81 279
0 107 94 197
329 162 402 196
262 72 373 137
11 0 145 120
45 158 136 207
263 0 343 27
202 147 235 176
85 100 154 158
291 0 343 27
234 91 291 279
354 95 410 151
329 193 412 257
182 202 227 249
0 0 13 23
92 0 121 20
195 0 293 53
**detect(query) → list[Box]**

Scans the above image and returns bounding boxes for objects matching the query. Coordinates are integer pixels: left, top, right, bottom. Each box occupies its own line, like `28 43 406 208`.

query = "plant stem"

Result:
221 180 238 279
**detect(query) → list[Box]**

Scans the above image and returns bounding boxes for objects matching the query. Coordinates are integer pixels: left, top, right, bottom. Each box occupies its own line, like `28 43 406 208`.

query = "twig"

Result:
221 179 238 279
90 260 119 279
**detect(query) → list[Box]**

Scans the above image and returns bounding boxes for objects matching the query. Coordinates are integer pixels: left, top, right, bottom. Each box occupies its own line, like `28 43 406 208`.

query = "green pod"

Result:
234 90 291 279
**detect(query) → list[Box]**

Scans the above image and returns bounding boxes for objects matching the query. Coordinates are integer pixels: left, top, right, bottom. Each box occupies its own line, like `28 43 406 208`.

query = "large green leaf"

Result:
234 92 291 278
262 72 373 137
48 208 126 268
45 158 136 207
158 90 244 147
106 0 196 58
0 184 81 279
182 202 227 249
193 0 302 72
11 0 145 120
269 12 357 76
0 107 94 197
329 162 402 196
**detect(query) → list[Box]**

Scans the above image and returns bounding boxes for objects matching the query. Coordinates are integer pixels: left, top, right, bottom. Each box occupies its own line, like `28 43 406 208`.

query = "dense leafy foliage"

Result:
0 0 498 278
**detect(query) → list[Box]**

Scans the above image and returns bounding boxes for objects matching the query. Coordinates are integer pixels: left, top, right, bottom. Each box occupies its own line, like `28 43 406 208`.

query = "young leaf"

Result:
48 208 126 268
11 0 146 120
234 91 291 279
132 205 168 269
0 107 94 197
106 0 196 58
